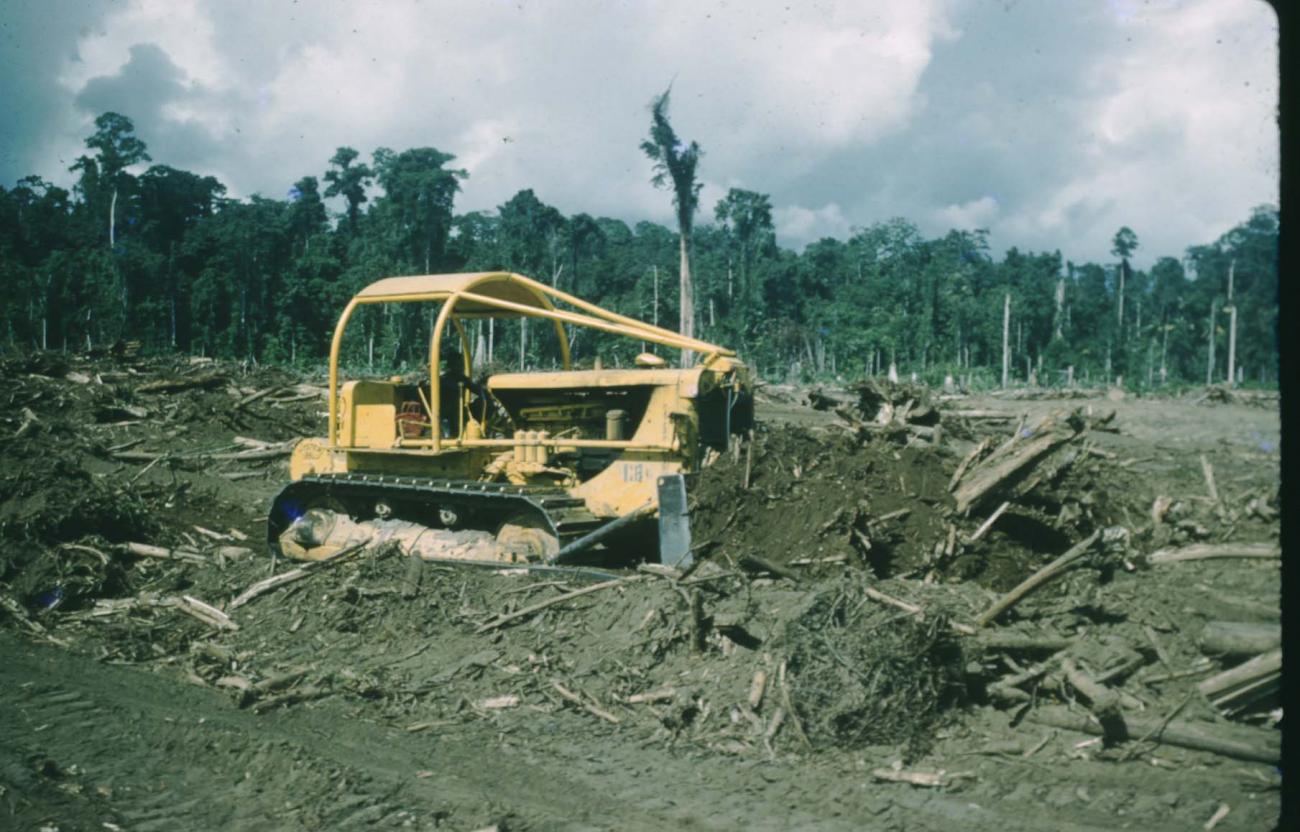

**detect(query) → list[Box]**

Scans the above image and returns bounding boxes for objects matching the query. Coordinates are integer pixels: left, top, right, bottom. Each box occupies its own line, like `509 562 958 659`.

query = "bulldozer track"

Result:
268 473 607 553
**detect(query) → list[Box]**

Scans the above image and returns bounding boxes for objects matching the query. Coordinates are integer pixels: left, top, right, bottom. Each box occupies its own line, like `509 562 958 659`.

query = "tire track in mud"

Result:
6 630 1262 832
0 632 452 829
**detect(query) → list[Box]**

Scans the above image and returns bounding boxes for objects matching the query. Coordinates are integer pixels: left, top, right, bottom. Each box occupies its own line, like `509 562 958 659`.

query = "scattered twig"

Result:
1022 731 1054 758
1119 690 1194 761
229 540 371 610
863 586 977 635
777 660 813 750
174 595 238 631
118 541 207 564
476 576 641 633
626 688 676 705
551 680 621 724
1203 803 1230 831
967 501 1010 543
1200 454 1220 503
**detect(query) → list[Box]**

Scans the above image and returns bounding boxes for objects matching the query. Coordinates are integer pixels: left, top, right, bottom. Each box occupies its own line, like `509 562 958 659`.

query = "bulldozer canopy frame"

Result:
327 271 734 449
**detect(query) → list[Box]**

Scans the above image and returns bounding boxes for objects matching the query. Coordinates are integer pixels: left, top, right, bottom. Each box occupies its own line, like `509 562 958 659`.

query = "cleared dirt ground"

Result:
0 357 1282 831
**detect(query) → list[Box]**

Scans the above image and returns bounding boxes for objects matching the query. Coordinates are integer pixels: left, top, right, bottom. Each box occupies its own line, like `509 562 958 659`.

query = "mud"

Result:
0 356 1283 830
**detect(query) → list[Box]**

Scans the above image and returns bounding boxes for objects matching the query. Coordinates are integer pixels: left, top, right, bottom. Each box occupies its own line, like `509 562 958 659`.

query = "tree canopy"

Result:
0 111 1278 390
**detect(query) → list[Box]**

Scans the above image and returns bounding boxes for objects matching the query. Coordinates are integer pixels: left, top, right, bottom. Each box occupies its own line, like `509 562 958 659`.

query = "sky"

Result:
0 0 1279 269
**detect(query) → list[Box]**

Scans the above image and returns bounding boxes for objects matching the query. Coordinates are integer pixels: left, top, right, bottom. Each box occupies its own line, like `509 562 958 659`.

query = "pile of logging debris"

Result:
817 379 944 444
949 407 1115 515
1187 385 1279 408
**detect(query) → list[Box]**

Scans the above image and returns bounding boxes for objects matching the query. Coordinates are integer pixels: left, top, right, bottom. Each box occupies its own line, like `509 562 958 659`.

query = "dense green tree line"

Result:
0 112 1278 387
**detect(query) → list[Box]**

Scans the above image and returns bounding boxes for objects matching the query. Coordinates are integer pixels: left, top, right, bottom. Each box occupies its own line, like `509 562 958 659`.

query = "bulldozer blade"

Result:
657 473 693 568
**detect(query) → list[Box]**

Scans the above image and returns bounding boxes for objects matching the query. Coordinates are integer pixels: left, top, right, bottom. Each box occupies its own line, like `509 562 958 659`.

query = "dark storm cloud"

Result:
0 0 113 181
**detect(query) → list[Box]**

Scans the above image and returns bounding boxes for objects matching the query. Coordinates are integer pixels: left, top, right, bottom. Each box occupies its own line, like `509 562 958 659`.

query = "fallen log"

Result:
748 670 767 710
234 387 280 410
546 501 654 565
477 694 521 710
1061 658 1127 744
1200 454 1220 503
1199 621 1280 657
988 649 1069 703
865 507 911 527
1147 542 1279 564
807 387 853 411
948 410 1014 420
1198 648 1281 713
14 407 41 438
1027 705 1279 763
626 688 677 705
136 373 227 394
975 529 1103 627
953 427 1075 513
870 768 947 787
250 685 327 713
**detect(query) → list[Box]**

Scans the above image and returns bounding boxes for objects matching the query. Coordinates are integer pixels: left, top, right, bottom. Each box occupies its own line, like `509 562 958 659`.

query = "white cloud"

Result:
775 202 852 246
58 0 225 91
935 195 999 230
1000 0 1278 263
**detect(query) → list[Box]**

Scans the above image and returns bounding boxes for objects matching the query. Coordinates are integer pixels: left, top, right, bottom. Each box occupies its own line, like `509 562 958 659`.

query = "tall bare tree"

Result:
641 87 702 366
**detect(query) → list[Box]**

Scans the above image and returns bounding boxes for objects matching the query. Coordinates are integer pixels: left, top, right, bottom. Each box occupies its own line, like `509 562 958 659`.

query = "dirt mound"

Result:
0 352 324 616
691 424 954 577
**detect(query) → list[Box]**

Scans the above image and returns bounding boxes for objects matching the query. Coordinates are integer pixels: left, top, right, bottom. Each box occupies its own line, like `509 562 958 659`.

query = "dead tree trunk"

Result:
679 233 695 368
1226 258 1237 388
1001 293 1010 389
1206 298 1218 385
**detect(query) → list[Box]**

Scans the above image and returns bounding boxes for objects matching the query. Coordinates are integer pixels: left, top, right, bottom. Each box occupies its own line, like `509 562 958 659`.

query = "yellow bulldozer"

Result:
268 271 752 569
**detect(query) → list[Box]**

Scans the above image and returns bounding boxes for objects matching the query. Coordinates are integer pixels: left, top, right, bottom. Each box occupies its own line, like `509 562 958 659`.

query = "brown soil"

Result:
0 358 1283 831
